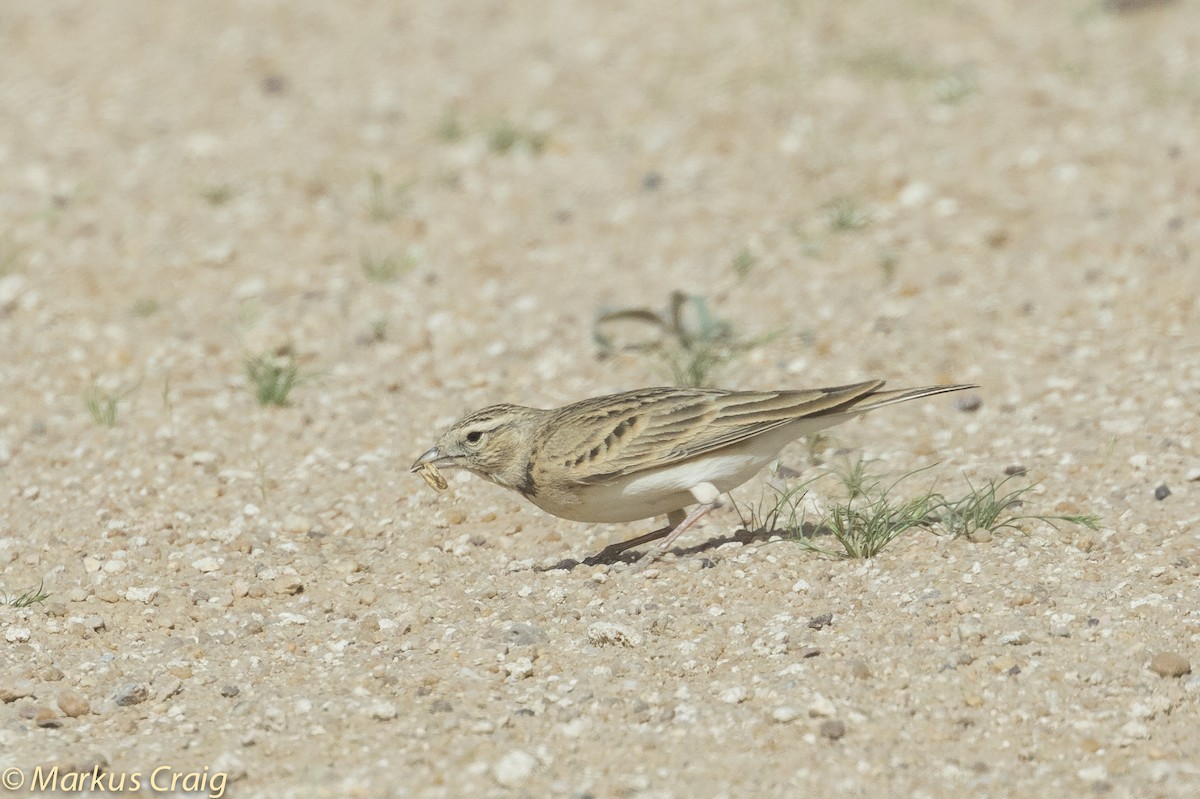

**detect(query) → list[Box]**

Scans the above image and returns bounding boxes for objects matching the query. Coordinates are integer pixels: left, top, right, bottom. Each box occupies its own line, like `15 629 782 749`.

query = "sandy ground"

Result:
2 1 1199 797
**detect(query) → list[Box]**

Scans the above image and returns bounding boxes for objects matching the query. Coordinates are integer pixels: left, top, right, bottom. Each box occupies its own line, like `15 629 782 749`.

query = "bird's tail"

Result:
845 383 977 413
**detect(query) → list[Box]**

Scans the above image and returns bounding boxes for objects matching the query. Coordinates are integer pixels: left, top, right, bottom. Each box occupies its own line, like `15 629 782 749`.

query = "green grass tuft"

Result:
936 474 1101 538
131 298 161 318
437 111 465 142
200 183 237 206
245 350 304 407
488 121 549 155
367 171 413 222
3 580 50 607
827 196 870 232
731 247 759 279
84 385 122 427
742 460 1103 559
0 235 19 276
360 248 418 283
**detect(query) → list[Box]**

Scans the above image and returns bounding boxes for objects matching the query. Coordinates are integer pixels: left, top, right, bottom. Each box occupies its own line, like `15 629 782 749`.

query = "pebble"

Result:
807 613 833 630
504 657 534 680
0 273 27 311
190 451 219 473
850 661 872 680
819 719 846 740
719 686 749 705
1119 720 1150 740
274 576 304 595
1153 484 1170 500
5 627 30 643
113 683 149 706
955 394 982 413
83 614 105 631
1149 652 1191 678
35 707 62 728
220 685 240 698
992 656 1018 673
586 622 642 647
771 706 801 724
1003 464 1028 476
999 631 1031 646
957 617 984 643
368 700 398 721
283 514 314 534
57 689 90 717
125 586 158 604
504 622 544 646
808 692 836 718
153 677 182 702
1 679 36 703
493 749 537 787
192 557 220 573
1186 467 1200 482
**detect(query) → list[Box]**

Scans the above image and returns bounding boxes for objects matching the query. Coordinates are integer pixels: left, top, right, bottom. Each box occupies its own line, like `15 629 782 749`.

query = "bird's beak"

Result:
410 447 442 472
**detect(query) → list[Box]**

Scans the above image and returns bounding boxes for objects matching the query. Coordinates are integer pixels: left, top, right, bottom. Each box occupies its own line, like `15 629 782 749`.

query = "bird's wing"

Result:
542 381 885 485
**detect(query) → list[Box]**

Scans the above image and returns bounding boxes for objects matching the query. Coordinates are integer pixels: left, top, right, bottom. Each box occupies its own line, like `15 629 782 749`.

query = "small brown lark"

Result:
412 380 976 563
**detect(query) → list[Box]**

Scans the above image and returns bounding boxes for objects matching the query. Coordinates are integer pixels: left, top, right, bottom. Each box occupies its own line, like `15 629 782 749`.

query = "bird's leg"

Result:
638 482 722 564
585 510 686 564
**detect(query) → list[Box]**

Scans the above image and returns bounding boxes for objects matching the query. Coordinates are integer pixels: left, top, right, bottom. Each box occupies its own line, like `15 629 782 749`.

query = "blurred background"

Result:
2 2 1199 795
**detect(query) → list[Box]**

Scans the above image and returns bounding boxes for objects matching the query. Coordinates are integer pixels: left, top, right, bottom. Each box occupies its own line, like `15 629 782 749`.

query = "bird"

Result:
411 380 976 563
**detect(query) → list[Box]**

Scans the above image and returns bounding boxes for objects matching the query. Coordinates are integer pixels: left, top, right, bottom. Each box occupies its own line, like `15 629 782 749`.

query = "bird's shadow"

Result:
539 525 793 572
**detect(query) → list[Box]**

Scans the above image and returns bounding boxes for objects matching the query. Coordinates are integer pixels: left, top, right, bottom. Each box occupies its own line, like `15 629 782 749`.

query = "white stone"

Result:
586 622 642 647
368 700 398 721
125 586 159 604
808 692 836 718
719 686 749 705
1119 720 1150 741
0 274 26 311
898 181 932 207
504 657 534 680
191 451 218 466
192 557 220 573
493 750 537 787
4 627 31 643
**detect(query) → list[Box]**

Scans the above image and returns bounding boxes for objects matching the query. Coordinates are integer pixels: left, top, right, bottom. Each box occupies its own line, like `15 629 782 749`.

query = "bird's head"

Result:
410 404 538 491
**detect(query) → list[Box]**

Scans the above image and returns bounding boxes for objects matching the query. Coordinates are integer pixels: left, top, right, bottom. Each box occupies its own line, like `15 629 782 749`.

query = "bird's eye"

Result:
465 430 483 445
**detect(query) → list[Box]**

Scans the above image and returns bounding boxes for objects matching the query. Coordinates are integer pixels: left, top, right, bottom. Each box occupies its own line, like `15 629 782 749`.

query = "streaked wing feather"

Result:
565 381 884 484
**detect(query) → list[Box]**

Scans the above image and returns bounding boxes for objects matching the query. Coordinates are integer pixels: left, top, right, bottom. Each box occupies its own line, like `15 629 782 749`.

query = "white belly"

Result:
529 412 854 523
541 452 775 523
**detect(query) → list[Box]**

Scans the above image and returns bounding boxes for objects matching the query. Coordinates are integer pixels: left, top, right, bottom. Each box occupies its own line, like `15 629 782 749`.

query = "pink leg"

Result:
637 500 720 565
